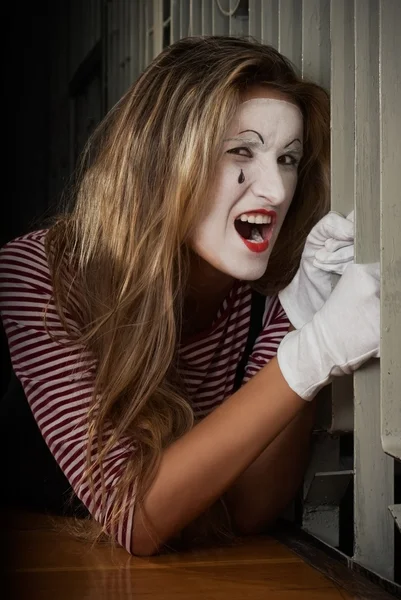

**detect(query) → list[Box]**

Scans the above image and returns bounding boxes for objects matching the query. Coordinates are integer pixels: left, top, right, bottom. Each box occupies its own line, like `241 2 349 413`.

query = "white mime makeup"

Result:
191 96 304 281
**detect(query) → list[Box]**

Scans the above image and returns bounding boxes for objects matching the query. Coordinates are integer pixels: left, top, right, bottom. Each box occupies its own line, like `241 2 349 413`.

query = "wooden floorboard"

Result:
0 509 387 600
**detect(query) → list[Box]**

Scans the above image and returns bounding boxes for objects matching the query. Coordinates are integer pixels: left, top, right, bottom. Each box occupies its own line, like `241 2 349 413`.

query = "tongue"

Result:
250 227 264 242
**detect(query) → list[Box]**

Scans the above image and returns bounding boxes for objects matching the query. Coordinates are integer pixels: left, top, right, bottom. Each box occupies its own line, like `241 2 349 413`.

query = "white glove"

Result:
277 262 380 400
278 211 354 328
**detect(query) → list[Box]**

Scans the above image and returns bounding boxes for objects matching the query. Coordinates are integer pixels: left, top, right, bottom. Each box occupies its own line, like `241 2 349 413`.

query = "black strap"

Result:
233 290 266 392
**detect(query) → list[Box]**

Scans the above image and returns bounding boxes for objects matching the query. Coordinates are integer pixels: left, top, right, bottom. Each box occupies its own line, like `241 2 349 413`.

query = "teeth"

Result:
237 213 272 224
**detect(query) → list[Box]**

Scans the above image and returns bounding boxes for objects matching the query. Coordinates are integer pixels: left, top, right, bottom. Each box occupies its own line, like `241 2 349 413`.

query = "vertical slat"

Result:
122 0 130 93
171 0 180 42
83 0 89 57
93 0 101 45
138 0 145 73
87 0 93 49
78 0 84 67
278 0 302 70
106 0 113 108
180 0 190 37
330 0 355 256
128 0 140 83
213 0 230 35
202 0 213 35
111 0 118 105
249 0 262 40
261 0 278 47
145 1 152 67
380 1 401 463
117 0 125 99
353 0 394 580
153 0 164 58
92 0 98 46
69 0 77 77
323 0 355 435
228 0 248 36
302 0 330 89
189 0 203 35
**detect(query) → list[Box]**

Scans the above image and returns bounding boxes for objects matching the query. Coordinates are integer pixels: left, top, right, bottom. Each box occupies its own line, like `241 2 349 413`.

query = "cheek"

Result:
275 175 298 232
284 173 298 206
203 165 242 221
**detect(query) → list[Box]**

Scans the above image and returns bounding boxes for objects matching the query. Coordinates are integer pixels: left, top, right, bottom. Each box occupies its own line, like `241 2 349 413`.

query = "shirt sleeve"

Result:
242 294 290 383
0 233 136 553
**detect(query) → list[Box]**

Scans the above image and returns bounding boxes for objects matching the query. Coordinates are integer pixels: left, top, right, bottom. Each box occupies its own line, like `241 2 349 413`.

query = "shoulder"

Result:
228 284 288 332
263 294 289 328
241 293 290 382
0 229 53 296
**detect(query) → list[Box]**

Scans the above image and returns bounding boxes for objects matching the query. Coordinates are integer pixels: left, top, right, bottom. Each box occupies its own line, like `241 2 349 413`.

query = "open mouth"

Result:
234 211 275 253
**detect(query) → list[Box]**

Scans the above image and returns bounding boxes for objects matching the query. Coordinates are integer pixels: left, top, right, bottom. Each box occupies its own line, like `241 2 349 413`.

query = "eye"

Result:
226 146 253 158
278 153 300 167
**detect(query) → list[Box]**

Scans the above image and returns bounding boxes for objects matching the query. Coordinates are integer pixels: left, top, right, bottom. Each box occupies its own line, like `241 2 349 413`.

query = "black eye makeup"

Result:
277 153 302 167
226 146 253 158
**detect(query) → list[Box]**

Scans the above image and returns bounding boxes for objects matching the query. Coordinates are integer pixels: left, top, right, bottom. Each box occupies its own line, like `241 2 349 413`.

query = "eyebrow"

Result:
224 137 262 146
239 129 264 144
223 135 304 152
284 138 302 148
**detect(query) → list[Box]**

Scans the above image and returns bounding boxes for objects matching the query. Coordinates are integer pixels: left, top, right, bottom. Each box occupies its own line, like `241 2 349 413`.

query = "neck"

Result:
182 254 235 337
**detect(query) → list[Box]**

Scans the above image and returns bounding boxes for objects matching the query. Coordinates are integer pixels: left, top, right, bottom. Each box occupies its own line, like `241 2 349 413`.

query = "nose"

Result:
249 159 287 206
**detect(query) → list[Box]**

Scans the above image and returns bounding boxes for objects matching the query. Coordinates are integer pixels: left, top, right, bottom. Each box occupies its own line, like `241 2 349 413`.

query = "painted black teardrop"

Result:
238 169 245 184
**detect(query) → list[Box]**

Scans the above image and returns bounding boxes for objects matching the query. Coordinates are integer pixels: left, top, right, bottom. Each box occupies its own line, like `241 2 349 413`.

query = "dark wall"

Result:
4 2 52 249
2 2 54 391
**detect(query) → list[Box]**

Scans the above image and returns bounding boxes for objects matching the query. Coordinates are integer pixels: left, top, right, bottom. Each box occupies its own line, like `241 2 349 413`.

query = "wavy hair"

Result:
46 36 330 548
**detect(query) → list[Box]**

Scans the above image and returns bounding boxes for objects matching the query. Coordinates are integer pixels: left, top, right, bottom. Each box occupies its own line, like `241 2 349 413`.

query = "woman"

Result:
0 36 378 556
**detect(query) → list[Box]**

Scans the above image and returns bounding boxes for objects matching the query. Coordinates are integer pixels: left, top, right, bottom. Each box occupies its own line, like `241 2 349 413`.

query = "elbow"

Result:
131 532 163 556
131 542 160 557
234 517 270 537
230 508 277 537
130 519 168 557
131 502 183 556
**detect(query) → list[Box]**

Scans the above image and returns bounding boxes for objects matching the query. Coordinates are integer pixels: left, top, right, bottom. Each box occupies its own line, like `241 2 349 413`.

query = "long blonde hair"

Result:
46 36 329 548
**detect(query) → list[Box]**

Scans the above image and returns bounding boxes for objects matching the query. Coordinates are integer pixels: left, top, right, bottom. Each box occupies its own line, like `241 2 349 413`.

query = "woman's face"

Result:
191 88 304 281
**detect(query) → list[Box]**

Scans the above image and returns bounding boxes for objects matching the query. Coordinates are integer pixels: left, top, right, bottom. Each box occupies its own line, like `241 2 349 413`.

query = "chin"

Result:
219 261 269 282
235 269 267 281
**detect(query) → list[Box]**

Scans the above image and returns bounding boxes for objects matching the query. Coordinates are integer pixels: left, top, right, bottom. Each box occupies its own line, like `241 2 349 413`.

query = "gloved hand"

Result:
277 262 380 400
278 211 354 329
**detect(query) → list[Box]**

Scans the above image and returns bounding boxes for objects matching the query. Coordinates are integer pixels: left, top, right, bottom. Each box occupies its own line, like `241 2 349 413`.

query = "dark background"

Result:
4 2 52 249
2 2 56 394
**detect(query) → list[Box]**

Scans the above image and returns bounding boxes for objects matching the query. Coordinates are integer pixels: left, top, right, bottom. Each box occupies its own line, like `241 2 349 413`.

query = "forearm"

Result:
132 356 306 555
225 399 317 534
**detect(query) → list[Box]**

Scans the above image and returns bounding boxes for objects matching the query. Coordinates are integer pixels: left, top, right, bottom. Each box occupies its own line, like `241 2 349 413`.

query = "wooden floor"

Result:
1 510 366 600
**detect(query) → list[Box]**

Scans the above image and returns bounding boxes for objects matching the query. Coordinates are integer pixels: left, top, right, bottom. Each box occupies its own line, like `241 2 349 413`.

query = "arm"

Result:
134 258 381 555
1 238 378 558
133 355 305 555
0 235 306 557
224 318 315 534
0 235 137 551
224 397 316 535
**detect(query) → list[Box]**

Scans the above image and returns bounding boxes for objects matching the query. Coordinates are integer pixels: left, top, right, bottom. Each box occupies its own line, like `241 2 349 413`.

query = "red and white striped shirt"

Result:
0 229 290 552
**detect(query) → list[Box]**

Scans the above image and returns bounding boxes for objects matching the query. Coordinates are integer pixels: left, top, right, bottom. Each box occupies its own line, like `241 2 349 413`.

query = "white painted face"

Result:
191 96 304 280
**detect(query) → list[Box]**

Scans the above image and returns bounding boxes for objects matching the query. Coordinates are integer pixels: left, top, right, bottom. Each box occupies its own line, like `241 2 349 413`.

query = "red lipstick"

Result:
234 209 276 253
242 238 270 253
